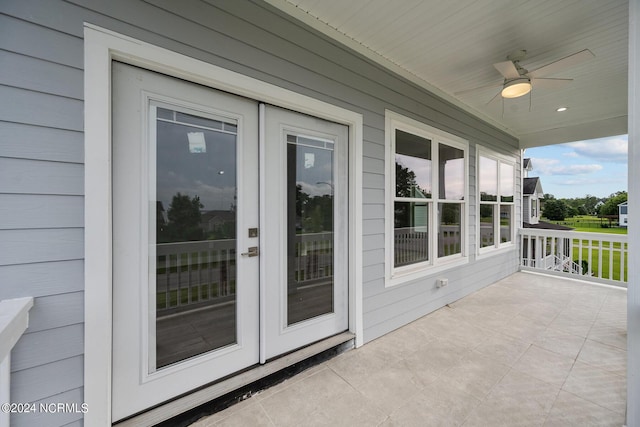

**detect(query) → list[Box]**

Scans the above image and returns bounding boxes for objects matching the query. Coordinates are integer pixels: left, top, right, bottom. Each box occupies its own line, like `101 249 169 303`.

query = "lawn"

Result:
540 216 628 281
571 240 628 282
544 215 628 235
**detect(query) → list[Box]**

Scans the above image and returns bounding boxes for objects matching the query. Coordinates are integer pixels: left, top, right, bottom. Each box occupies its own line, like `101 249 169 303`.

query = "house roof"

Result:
523 158 532 170
618 201 628 206
267 0 627 148
523 177 542 195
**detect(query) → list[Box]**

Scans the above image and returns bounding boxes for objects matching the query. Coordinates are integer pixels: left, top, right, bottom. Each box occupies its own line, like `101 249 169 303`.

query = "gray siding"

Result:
1 0 519 425
1 4 86 426
524 196 532 224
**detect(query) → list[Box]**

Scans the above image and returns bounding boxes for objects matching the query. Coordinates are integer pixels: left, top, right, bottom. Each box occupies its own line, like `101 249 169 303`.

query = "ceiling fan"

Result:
456 49 594 103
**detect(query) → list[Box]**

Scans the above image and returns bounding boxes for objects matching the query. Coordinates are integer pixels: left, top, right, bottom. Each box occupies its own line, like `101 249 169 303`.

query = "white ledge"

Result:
0 297 34 362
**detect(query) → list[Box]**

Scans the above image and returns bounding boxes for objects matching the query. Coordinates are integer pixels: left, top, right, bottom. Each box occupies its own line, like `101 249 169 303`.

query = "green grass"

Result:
570 240 628 282
543 215 628 235
537 216 628 281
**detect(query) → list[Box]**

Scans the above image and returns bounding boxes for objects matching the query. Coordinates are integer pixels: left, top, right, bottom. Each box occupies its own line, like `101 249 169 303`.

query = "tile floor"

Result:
191 272 627 427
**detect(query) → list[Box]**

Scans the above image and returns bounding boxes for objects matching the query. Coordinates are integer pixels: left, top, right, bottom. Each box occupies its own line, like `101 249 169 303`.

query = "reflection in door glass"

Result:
153 106 237 369
286 134 335 325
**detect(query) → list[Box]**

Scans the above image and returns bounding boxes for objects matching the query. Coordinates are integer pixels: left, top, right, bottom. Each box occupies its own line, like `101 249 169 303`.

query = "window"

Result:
478 148 515 252
531 197 537 218
386 111 468 285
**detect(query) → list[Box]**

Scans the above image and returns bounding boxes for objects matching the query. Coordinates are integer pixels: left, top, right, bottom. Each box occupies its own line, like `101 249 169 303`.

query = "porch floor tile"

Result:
190 272 627 426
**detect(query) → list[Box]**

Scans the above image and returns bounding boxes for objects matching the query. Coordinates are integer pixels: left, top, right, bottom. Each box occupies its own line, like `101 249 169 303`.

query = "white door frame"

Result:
84 24 363 425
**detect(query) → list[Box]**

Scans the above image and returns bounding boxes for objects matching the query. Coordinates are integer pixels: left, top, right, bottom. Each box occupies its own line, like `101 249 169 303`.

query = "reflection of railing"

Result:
520 229 628 287
156 240 236 315
395 228 428 266
439 224 461 257
293 232 333 283
156 233 335 314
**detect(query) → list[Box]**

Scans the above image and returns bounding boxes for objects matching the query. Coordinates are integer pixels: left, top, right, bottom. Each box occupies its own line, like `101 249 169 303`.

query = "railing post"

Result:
0 297 34 427
518 229 627 287
0 353 9 427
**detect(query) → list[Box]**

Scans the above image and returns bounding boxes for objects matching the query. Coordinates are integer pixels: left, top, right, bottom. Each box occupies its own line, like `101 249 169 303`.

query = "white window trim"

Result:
385 110 469 287
84 24 363 425
477 146 517 256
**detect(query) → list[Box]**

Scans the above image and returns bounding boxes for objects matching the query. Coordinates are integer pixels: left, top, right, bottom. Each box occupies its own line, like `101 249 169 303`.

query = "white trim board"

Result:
83 23 363 426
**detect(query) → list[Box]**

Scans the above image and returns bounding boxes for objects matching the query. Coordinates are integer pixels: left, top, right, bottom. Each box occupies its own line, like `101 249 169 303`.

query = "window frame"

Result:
477 146 517 255
385 110 469 287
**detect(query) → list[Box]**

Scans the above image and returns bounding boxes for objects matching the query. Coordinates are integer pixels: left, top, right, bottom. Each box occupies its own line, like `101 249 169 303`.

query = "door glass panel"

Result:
153 106 237 369
286 134 334 325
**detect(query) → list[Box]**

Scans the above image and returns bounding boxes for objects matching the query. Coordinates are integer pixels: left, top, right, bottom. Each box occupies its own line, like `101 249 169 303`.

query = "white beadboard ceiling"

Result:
266 0 628 148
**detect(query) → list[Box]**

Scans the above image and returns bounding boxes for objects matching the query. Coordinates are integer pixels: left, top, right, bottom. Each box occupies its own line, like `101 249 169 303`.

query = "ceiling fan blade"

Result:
531 77 573 89
485 90 502 105
529 49 594 77
454 82 503 96
493 60 520 79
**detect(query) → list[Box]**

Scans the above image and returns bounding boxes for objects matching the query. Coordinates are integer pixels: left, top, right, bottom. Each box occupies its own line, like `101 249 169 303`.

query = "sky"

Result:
523 134 628 200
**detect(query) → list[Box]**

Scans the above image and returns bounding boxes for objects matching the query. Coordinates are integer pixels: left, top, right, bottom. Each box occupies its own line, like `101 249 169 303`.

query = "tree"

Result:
600 191 627 216
583 195 599 215
159 192 204 243
543 199 568 221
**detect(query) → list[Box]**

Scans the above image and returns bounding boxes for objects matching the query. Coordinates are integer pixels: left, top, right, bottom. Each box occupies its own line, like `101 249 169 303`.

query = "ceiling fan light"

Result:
501 78 532 98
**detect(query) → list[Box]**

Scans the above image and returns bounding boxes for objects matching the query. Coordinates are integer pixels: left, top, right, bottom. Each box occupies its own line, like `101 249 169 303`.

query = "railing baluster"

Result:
519 229 626 287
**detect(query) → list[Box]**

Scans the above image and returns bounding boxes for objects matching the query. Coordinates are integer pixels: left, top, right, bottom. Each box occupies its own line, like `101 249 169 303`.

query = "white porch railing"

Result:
0 297 34 427
520 228 628 287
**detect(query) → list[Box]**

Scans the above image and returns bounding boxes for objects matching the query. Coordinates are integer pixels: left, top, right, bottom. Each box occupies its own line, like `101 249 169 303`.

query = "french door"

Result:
111 63 348 420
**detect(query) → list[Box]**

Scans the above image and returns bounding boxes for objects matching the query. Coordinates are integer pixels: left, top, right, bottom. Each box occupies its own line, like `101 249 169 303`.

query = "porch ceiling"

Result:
266 0 628 148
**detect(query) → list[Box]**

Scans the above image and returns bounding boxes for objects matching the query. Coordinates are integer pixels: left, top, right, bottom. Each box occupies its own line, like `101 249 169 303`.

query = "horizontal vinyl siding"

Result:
1 4 87 426
1 0 520 424
363 250 520 342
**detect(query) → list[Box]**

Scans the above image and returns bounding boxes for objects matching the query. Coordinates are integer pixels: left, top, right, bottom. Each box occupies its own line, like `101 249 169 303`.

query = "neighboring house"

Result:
523 157 533 177
619 201 629 227
523 176 543 225
0 2 637 427
521 160 574 272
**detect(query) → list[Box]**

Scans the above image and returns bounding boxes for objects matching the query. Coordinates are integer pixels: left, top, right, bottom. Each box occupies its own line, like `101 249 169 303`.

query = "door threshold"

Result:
114 332 355 427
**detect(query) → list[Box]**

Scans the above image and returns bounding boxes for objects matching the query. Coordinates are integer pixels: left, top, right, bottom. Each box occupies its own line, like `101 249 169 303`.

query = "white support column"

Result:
628 0 640 425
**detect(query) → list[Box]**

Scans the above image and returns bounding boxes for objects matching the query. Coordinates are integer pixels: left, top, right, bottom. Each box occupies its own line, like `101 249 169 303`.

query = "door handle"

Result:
241 246 259 257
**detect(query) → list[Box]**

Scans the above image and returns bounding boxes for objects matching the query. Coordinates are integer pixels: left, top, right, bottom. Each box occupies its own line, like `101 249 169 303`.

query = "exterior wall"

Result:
523 196 532 224
1 0 519 424
619 203 629 226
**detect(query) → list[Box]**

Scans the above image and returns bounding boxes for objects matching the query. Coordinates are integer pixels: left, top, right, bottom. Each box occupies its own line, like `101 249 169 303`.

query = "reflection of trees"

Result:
158 193 204 243
480 192 497 202
479 203 493 220
441 204 460 225
394 203 410 228
296 184 332 233
396 162 430 198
